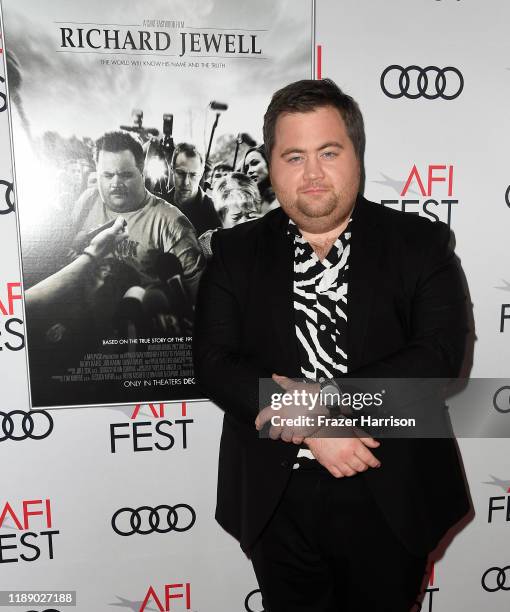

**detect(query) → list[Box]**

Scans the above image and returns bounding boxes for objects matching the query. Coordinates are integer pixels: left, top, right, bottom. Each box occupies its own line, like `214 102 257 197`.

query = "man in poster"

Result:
193 79 470 611
74 131 204 298
169 142 222 237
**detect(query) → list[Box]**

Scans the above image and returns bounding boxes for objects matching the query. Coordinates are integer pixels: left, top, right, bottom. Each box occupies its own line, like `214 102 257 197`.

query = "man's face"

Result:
97 149 145 213
269 105 360 233
212 167 230 186
173 153 202 204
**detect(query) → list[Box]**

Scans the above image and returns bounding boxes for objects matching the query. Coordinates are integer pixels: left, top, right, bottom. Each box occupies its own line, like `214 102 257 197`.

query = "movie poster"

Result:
0 0 314 408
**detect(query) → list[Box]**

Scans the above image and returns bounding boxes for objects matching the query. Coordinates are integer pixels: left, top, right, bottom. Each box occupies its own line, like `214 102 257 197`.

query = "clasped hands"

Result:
255 373 381 478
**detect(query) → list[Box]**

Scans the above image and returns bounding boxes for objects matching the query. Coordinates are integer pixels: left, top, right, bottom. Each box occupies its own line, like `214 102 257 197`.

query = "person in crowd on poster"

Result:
193 79 470 611
168 142 222 236
199 172 262 258
241 144 279 215
210 162 233 190
72 131 205 303
213 172 262 228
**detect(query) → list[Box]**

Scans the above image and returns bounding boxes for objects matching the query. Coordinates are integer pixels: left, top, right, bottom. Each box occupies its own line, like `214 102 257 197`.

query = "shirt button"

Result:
320 324 326 331
319 377 325 383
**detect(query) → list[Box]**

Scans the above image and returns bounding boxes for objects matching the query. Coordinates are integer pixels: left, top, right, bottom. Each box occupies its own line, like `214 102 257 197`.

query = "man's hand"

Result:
255 373 327 444
305 432 381 478
86 216 128 259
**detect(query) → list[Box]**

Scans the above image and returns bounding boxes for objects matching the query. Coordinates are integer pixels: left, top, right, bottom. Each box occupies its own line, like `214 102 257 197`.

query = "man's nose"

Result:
303 155 324 181
111 173 122 186
184 173 192 186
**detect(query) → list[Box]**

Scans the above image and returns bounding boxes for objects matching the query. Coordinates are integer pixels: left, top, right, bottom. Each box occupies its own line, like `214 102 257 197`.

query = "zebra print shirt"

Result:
287 218 352 383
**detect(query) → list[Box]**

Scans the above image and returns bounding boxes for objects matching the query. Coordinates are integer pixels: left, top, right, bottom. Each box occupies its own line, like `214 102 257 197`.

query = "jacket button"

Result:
280 460 289 468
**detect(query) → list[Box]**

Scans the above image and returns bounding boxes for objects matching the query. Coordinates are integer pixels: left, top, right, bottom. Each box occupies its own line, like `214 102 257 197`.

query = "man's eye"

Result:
287 156 303 164
119 172 134 179
102 173 114 179
322 151 338 159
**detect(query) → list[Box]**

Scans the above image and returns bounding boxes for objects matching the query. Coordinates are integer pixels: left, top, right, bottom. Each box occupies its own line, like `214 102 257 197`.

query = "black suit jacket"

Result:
193 196 470 556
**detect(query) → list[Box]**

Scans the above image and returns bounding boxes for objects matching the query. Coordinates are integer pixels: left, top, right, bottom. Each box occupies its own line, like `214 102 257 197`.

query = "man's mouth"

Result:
300 186 329 194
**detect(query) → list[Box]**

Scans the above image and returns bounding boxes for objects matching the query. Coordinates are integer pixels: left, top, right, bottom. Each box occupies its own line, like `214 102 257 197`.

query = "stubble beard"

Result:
280 189 353 233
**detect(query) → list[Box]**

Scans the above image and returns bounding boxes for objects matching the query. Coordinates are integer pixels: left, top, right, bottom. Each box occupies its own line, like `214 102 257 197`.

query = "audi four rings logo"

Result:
380 65 464 100
111 504 196 536
0 410 54 441
481 566 510 592
493 386 510 414
0 179 15 215
245 589 264 612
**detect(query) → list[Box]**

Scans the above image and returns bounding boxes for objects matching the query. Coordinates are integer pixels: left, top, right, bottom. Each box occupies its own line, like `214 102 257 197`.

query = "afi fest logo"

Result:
376 164 457 227
139 583 191 611
110 402 193 453
0 282 24 351
0 499 59 563
484 474 510 524
496 280 510 333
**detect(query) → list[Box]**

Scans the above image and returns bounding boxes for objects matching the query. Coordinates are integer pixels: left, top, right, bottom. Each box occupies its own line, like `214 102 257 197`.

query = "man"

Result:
73 131 204 300
211 162 233 188
193 79 470 611
169 142 222 236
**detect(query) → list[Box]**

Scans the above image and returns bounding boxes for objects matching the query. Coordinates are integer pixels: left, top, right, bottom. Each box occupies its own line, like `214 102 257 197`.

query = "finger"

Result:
292 435 305 445
271 373 295 391
358 436 380 448
354 446 381 468
112 216 126 229
336 463 356 477
280 427 293 443
345 456 369 473
268 424 283 440
328 465 344 478
255 406 273 430
114 232 128 245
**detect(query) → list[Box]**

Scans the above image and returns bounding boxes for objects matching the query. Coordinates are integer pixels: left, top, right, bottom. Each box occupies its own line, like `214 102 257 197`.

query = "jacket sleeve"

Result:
192 231 274 426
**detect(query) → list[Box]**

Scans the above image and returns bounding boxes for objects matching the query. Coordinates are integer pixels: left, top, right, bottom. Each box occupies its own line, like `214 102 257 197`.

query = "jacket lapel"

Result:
347 197 383 372
260 209 301 377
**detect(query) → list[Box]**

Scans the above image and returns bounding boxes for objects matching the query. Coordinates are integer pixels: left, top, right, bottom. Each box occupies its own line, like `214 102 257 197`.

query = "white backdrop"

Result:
1 1 510 611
